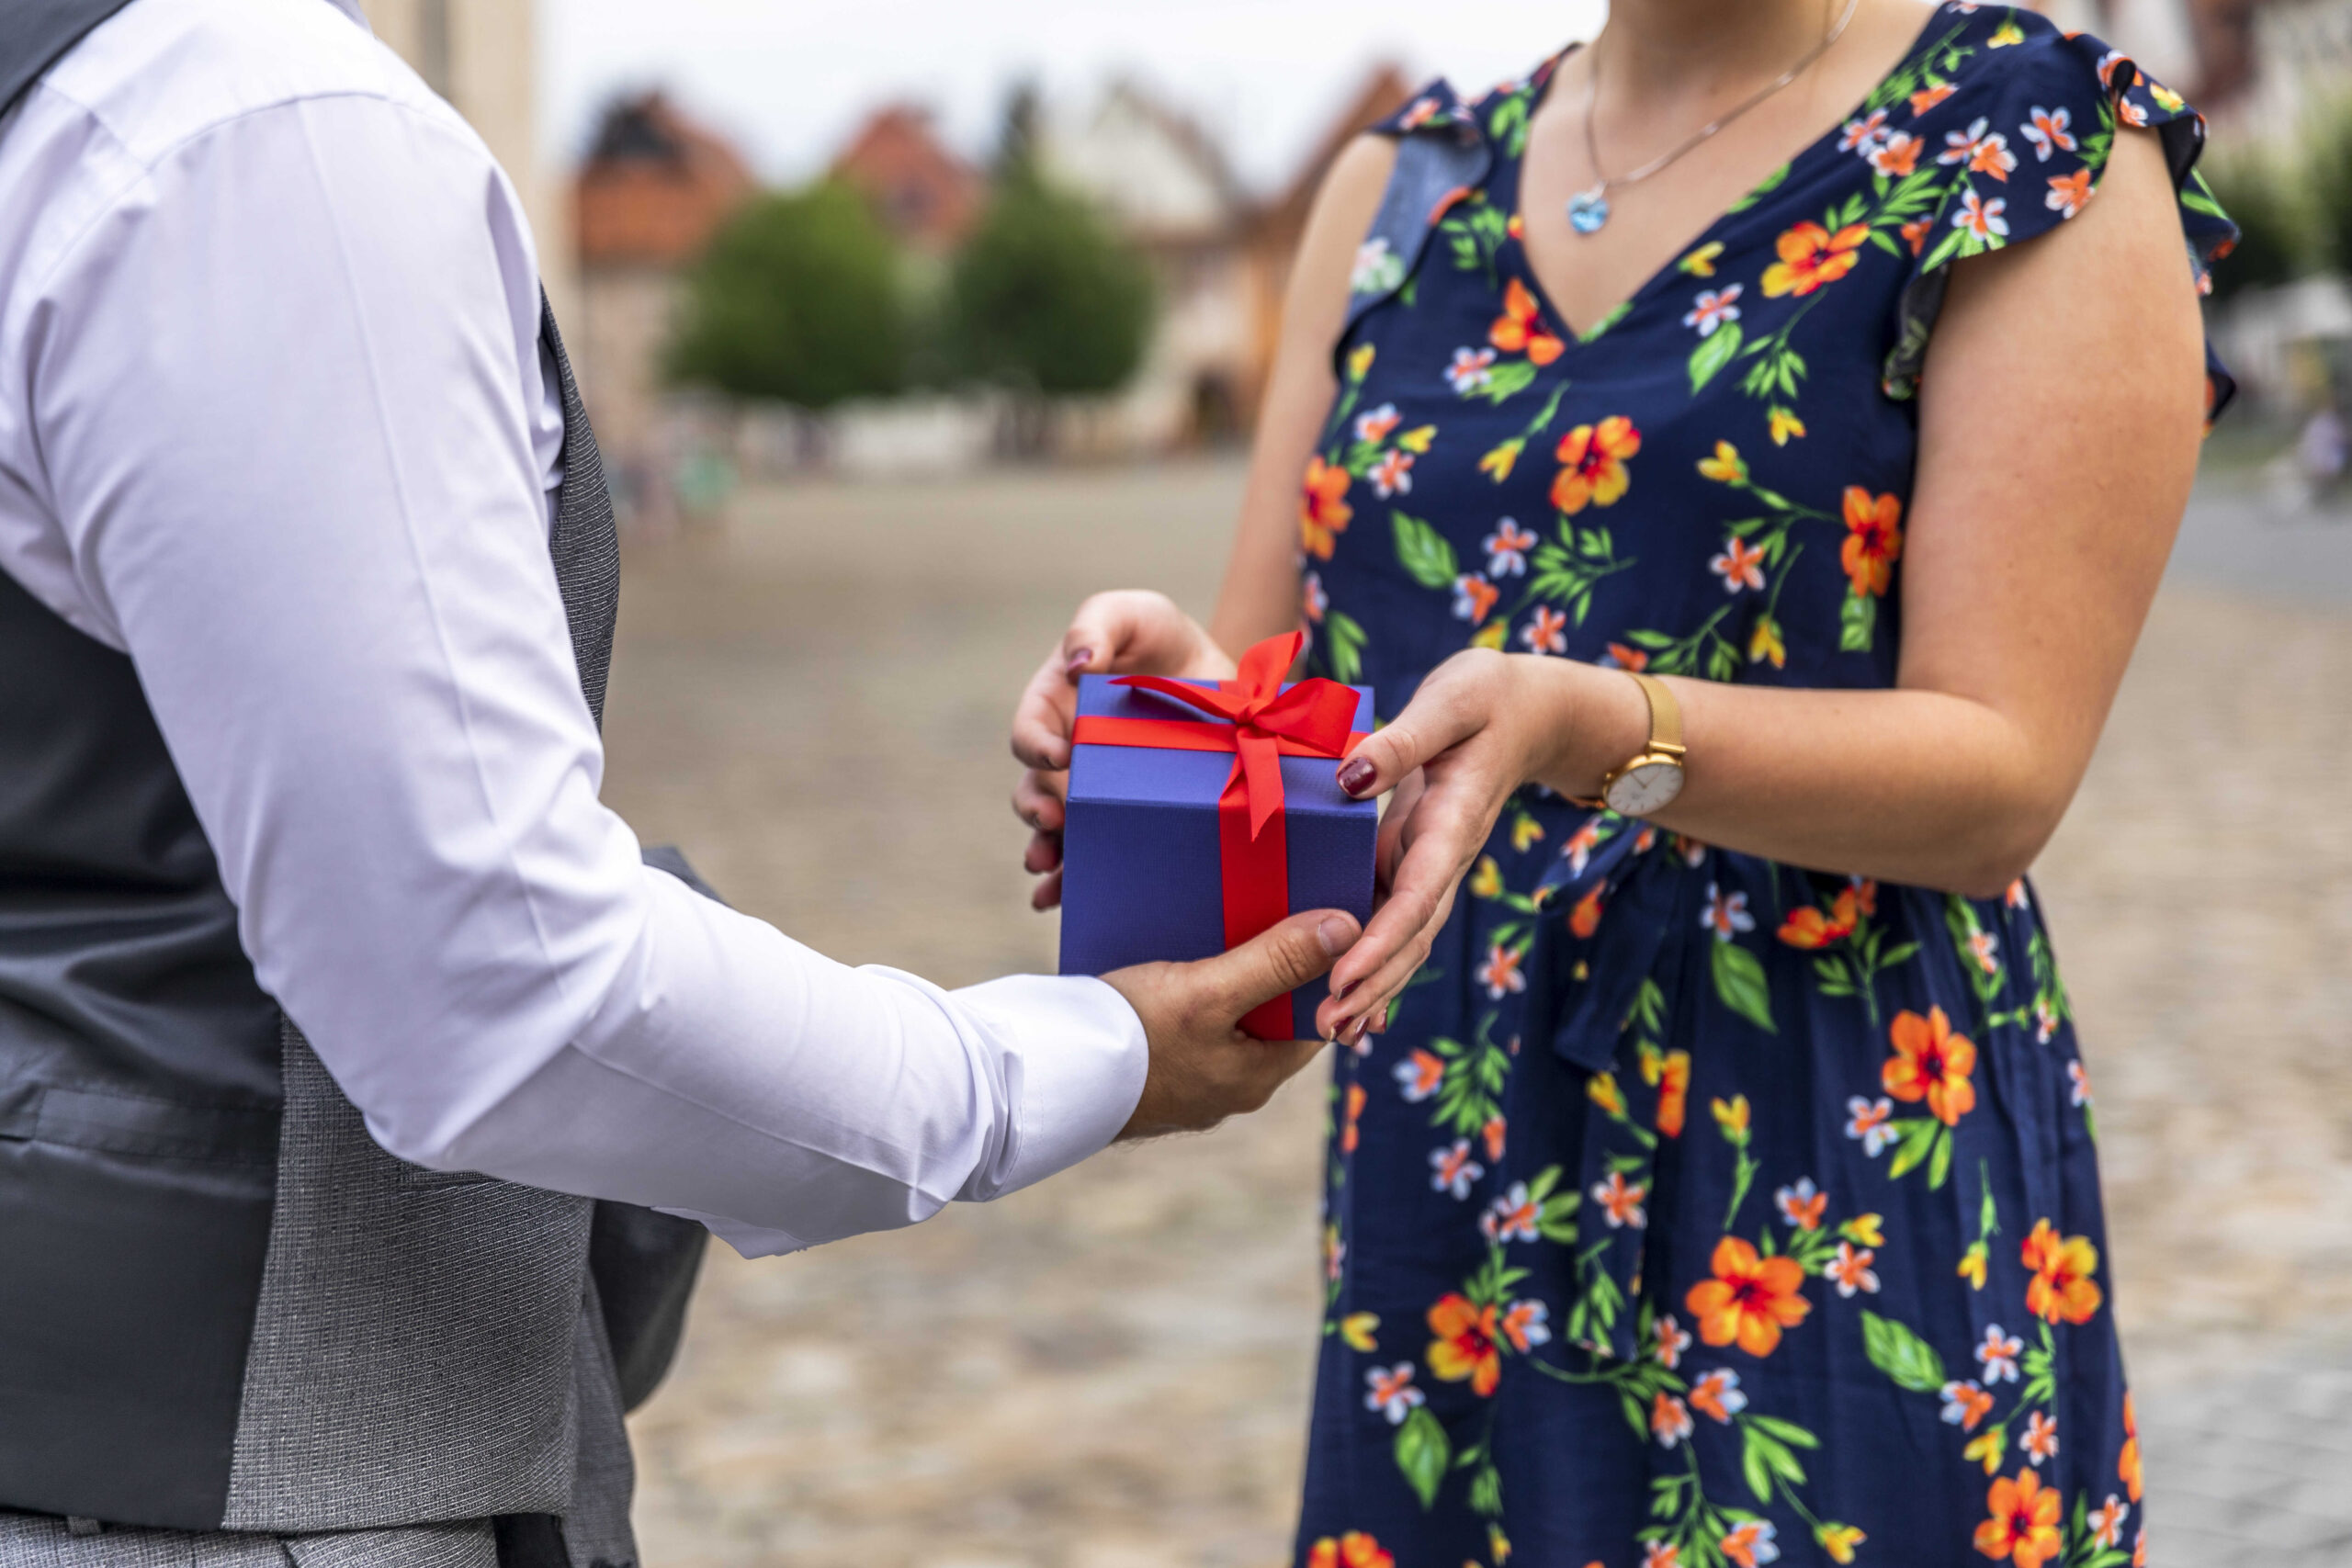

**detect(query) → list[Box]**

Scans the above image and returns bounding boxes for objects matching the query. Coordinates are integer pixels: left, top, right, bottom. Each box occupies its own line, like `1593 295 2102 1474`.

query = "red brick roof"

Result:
831 105 986 250
575 93 756 269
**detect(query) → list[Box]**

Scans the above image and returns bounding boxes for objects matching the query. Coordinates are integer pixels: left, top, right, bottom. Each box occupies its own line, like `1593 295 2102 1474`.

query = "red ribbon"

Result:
1070 630 1366 1041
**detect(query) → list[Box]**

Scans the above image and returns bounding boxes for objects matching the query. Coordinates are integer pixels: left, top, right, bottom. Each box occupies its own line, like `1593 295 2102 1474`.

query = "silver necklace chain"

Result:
1568 0 1862 234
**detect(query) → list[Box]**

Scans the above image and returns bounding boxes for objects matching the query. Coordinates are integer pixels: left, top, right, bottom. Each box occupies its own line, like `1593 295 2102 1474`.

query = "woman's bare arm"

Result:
1320 127 2207 1033
1207 134 1398 653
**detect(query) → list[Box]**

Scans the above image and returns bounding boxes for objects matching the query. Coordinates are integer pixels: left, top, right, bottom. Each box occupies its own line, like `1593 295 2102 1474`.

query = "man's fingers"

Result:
1203 908 1361 1028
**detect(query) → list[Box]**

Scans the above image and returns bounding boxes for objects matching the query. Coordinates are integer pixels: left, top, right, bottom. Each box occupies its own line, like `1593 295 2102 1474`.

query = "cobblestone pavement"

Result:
598 461 2352 1567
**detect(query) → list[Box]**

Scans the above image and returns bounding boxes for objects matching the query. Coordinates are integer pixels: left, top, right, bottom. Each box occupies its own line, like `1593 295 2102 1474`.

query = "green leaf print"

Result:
1688 321 1744 393
1391 511 1459 589
1322 610 1367 684
1838 589 1876 652
1859 1309 1948 1393
1725 162 1789 214
1395 1404 1451 1510
1710 940 1775 1032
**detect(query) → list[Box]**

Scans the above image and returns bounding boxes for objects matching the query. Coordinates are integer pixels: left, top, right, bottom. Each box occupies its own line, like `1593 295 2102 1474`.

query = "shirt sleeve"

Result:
18 91 1144 1255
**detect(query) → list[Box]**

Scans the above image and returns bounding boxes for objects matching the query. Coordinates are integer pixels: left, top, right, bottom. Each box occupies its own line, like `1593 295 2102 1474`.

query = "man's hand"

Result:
1104 908 1361 1140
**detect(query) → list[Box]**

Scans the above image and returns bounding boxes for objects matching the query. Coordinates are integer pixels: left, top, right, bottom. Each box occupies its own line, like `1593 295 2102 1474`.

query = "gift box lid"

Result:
1068 675 1376 818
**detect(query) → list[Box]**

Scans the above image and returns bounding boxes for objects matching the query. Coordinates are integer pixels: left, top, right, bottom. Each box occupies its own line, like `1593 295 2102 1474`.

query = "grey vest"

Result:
0 5 704 1548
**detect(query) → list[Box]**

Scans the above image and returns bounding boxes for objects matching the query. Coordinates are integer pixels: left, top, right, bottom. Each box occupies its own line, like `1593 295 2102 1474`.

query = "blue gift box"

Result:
1057 672 1377 1040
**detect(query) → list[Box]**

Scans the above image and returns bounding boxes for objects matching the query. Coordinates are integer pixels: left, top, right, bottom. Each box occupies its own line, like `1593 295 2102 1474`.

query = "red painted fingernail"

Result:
1065 648 1094 676
1335 978 1359 1000
1337 758 1377 797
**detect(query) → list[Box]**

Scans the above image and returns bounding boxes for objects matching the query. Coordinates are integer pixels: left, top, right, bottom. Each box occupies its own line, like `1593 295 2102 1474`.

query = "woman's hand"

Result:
1010 591 1238 910
1313 650 1645 1043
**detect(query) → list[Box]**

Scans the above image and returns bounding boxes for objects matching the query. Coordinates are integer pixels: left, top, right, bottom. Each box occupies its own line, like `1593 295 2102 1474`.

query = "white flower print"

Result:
1682 284 1744 338
1519 605 1569 656
1429 1139 1484 1199
1975 1323 2023 1383
1700 883 1754 941
1484 516 1537 576
1445 346 1497 393
1363 1361 1425 1424
2020 104 2075 162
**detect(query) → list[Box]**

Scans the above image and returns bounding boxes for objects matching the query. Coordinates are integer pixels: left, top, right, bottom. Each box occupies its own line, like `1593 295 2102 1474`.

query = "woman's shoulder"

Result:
1369 51 1571 153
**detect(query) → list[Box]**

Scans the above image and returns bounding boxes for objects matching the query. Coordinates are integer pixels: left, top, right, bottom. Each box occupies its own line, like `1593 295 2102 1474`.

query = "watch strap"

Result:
1629 671 1684 755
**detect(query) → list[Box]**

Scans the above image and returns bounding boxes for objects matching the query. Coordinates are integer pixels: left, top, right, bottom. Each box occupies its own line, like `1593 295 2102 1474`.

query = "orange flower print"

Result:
2086 1495 2129 1550
2119 1392 2143 1502
1498 1297 1551 1352
1590 1170 1648 1229
1654 1312 1693 1369
1720 1520 1780 1568
1476 941 1526 998
1686 1235 1811 1357
2022 1410 2060 1466
1655 1049 1690 1137
2020 1219 2104 1325
1453 572 1501 626
1760 220 1868 298
1481 1114 1507 1162
2045 165 2094 219
1781 881 1866 949
1841 487 1904 596
1884 1006 1978 1126
1974 1468 2064 1568
1393 1047 1444 1103
1340 1082 1366 1153
1938 117 2018 181
1429 1138 1483 1199
1911 80 1957 116
1900 216 1934 255
2021 104 2077 163
1709 535 1768 594
1569 884 1607 940
1482 1180 1542 1245
1427 1293 1502 1396
1651 1391 1694 1448
1774 1176 1826 1232
1826 1241 1880 1297
1846 1094 1896 1156
1603 641 1649 671
1688 1366 1747 1423
1551 416 1642 513
1642 1543 1681 1568
1868 130 1922 177
1306 1533 1395 1568
1489 276 1566 365
1300 456 1352 559
1941 1378 1995 1432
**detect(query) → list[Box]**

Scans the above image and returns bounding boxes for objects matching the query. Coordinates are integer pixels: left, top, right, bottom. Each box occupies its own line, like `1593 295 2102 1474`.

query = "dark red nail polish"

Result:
1337 758 1377 797
1065 648 1094 676
1335 978 1359 1000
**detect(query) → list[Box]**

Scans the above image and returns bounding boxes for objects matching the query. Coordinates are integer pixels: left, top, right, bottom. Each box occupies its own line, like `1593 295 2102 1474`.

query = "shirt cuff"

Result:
950 973 1147 1201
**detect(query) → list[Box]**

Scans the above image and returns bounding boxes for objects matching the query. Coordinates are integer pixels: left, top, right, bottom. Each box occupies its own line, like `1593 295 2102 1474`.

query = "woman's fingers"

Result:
1023 829 1062 875
1029 867 1064 911
1011 652 1083 772
1335 650 1499 801
1012 768 1067 833
1374 769 1427 894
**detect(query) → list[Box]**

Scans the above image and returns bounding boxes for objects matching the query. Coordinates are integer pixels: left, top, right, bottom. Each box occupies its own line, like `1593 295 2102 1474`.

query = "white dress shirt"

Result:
0 0 1146 1257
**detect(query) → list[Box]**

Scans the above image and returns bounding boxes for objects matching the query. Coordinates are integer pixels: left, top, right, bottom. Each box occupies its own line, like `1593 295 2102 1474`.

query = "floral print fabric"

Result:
1294 8 2230 1567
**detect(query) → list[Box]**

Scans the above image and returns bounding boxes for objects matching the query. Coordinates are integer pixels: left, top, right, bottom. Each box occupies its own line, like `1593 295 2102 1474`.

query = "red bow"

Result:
1070 630 1366 1040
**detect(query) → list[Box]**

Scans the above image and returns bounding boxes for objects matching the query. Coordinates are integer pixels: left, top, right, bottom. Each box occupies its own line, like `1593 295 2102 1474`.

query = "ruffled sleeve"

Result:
1879 17 2239 418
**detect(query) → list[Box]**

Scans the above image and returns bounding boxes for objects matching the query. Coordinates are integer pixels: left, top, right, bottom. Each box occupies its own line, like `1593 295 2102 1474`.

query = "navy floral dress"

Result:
1293 9 2234 1568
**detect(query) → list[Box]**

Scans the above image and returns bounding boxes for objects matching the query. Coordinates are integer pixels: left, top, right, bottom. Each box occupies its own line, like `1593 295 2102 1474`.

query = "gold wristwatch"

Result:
1575 671 1686 817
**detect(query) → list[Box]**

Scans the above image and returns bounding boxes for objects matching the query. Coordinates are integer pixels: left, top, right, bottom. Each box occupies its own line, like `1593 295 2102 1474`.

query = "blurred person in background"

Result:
1013 0 2232 1561
0 0 1361 1562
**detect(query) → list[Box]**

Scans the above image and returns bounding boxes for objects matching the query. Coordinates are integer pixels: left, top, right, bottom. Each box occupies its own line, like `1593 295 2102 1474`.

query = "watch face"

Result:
1603 759 1684 817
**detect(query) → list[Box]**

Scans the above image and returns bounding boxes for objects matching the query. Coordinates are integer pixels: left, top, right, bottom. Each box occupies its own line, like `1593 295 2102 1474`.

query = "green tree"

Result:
946 170 1156 400
668 181 906 408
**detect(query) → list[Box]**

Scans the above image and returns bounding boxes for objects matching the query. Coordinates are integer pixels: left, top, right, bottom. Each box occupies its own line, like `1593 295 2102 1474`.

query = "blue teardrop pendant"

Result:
1566 186 1610 234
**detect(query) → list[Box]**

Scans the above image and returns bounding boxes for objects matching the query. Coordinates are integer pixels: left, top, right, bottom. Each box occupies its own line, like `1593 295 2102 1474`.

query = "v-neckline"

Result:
1503 2 1954 345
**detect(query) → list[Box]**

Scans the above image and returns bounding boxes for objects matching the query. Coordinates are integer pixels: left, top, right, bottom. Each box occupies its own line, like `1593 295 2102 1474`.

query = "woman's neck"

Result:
1589 0 1843 98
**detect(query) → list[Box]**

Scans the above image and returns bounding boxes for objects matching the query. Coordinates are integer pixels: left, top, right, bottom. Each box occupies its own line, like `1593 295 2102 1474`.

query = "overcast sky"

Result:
543 0 1610 194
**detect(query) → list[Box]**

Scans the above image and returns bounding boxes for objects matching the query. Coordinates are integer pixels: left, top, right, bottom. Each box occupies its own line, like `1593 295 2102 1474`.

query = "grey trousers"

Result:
0 1515 497 1568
